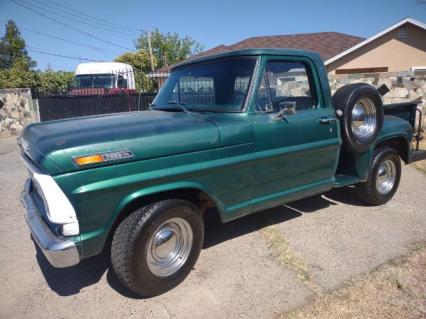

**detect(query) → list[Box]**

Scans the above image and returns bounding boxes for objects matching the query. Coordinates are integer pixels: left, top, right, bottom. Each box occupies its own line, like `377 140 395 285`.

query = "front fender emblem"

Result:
73 150 134 166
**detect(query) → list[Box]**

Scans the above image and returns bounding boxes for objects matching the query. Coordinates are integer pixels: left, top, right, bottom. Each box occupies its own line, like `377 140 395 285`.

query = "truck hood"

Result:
20 110 220 174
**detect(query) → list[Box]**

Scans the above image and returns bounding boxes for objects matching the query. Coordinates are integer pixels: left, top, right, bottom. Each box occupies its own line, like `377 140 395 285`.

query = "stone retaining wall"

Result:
0 88 38 136
329 71 426 110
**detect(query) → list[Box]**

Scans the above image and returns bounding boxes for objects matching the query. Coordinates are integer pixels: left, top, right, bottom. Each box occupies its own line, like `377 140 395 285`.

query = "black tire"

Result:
355 147 401 205
111 199 204 297
333 83 384 153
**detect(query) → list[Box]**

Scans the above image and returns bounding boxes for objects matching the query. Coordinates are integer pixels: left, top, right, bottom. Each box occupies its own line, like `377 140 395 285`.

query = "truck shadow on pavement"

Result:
34 187 364 298
34 242 110 296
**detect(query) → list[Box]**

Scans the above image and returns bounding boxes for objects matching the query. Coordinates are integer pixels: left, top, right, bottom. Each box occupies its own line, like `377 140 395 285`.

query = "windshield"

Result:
152 57 257 112
74 74 116 89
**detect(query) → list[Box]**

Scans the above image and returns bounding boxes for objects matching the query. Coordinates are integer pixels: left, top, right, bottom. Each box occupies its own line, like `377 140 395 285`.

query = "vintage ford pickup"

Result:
19 49 425 296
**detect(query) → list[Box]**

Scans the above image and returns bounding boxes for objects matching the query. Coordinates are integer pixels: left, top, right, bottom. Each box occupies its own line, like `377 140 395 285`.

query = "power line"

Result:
39 0 136 33
27 47 105 62
0 20 121 58
40 0 141 33
28 46 154 74
12 0 138 36
9 0 135 51
41 0 141 32
28 47 154 75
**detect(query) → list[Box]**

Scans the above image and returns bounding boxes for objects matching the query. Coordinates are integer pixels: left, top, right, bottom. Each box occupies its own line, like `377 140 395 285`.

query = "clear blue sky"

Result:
1 0 425 71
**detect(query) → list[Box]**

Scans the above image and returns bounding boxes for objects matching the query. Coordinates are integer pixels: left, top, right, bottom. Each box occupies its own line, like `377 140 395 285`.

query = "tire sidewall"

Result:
370 149 401 204
131 201 204 296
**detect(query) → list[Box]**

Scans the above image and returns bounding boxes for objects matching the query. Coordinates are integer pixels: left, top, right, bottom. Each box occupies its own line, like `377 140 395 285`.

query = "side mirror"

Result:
273 101 296 121
279 101 296 115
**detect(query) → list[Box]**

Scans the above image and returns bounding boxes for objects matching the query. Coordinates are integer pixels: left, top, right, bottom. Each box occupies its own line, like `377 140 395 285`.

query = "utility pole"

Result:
147 31 155 72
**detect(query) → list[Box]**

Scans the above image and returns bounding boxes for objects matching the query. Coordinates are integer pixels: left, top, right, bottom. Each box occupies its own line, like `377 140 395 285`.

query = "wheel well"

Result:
105 188 218 250
375 137 409 163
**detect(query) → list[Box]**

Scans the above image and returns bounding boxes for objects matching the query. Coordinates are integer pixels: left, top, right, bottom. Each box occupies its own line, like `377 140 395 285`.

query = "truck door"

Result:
251 57 341 212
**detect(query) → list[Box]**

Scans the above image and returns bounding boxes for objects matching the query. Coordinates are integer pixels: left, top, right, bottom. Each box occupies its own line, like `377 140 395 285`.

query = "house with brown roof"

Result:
153 17 426 81
325 18 426 74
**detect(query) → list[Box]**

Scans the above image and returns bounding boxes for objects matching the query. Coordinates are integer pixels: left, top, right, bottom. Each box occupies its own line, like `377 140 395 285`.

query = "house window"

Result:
335 67 388 74
411 66 426 72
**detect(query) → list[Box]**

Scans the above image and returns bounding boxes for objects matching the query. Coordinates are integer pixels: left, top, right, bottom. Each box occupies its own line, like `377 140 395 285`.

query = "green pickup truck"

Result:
19 49 425 297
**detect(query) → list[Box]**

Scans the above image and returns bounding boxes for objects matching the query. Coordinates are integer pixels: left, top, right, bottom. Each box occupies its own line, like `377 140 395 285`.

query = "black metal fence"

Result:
37 92 156 122
34 71 250 121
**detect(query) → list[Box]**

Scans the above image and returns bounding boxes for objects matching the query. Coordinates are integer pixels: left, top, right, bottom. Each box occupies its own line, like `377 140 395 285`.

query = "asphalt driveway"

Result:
0 136 425 319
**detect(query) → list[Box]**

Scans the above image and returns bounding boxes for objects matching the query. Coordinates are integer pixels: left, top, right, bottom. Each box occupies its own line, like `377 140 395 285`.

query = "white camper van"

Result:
71 62 136 95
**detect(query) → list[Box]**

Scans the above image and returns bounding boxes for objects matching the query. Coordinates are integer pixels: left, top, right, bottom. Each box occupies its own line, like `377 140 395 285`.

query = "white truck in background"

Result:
71 62 136 95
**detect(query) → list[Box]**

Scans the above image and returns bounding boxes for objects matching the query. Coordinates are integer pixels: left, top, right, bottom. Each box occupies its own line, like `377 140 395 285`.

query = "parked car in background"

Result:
19 49 425 297
70 62 136 95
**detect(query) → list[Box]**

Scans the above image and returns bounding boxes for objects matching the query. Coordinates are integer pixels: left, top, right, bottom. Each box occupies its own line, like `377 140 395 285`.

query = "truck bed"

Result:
384 101 426 163
384 102 419 129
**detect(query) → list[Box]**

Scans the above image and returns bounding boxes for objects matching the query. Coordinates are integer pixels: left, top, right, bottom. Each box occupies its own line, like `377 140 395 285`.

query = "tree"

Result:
36 70 74 95
115 50 157 91
0 57 38 89
136 29 203 69
0 20 35 70
115 50 154 73
0 20 39 90
0 20 75 94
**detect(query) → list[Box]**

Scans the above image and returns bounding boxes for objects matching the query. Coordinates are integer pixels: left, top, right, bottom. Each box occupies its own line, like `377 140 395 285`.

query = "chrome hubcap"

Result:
351 98 377 142
147 217 193 277
376 159 396 195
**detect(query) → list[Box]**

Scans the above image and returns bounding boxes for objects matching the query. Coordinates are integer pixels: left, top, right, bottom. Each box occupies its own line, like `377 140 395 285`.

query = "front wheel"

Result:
355 147 401 205
111 199 204 297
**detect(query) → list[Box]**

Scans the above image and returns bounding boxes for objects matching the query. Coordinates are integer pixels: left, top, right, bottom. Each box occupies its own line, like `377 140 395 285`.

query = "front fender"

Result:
70 179 225 259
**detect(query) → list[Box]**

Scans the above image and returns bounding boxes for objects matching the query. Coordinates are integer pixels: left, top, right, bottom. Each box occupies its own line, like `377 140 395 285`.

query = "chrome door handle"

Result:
318 117 337 124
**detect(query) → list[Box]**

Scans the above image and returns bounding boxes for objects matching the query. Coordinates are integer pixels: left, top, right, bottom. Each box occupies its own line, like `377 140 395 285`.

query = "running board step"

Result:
334 174 360 188
408 150 426 163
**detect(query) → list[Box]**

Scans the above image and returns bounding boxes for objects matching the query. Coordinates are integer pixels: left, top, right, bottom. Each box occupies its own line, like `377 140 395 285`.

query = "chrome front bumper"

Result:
21 179 80 268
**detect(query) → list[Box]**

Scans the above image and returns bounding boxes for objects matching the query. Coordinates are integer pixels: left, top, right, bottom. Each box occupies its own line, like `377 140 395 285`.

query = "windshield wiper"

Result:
167 100 191 113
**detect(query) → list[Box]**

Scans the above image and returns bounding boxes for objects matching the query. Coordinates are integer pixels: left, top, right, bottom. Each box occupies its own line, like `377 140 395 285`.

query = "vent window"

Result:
398 27 408 38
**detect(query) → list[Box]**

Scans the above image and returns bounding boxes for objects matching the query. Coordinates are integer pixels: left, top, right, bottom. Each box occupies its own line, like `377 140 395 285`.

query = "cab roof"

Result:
171 48 323 70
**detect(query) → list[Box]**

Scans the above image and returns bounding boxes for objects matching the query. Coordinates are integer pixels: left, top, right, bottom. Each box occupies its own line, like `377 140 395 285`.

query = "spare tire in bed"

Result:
333 83 384 153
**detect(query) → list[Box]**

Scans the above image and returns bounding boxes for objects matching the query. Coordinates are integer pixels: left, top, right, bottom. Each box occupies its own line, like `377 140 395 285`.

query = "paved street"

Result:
0 136 425 319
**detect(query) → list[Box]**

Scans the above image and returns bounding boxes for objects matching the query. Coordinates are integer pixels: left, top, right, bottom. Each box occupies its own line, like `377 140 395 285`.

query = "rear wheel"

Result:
111 199 204 297
356 147 401 205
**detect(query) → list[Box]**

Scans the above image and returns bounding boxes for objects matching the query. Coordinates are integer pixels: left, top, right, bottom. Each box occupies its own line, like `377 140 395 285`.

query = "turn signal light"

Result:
73 154 105 166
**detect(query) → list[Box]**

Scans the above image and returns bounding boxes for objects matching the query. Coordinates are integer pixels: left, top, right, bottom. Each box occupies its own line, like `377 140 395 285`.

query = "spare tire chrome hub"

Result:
376 159 396 195
351 98 377 142
147 217 193 277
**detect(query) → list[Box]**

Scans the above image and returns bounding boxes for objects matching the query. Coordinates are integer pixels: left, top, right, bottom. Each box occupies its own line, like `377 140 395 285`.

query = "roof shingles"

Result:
156 31 364 72
228 32 364 60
